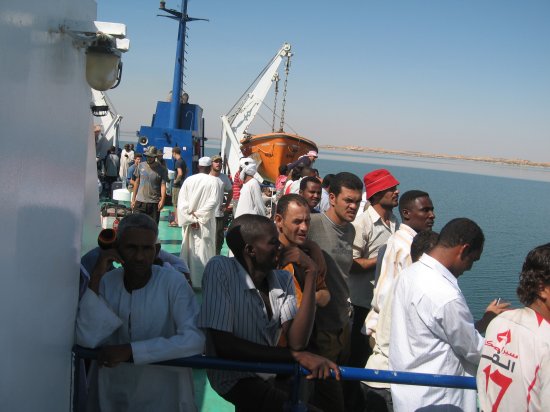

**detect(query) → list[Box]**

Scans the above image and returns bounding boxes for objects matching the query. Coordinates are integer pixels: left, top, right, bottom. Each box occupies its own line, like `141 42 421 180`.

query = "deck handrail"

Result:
73 345 476 389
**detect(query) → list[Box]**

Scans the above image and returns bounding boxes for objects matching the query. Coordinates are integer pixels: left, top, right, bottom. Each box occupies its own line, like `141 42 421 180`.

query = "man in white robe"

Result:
177 157 221 288
119 144 132 182
234 158 266 218
76 213 205 412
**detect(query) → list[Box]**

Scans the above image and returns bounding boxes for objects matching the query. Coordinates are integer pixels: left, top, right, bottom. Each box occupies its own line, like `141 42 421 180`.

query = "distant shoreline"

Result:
319 145 550 169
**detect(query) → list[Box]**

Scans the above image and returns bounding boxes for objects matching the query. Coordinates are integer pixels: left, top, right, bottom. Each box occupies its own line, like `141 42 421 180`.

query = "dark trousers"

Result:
223 377 322 412
346 305 373 411
361 384 393 412
215 216 224 255
134 201 160 224
307 323 350 412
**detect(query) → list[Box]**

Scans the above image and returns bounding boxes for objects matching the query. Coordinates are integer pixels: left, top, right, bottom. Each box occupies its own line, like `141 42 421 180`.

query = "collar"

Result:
233 258 285 297
367 205 397 227
397 223 417 238
419 253 459 288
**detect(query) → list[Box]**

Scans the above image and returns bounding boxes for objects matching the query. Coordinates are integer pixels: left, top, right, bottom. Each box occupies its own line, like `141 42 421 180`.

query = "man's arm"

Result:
131 176 140 208
209 329 340 380
279 247 318 351
158 181 166 211
474 299 510 333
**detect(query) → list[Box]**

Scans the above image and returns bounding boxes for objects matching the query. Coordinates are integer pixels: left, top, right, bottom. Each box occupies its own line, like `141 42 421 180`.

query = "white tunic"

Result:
476 307 550 412
177 173 221 288
389 254 482 412
119 148 132 180
234 178 266 218
76 265 205 412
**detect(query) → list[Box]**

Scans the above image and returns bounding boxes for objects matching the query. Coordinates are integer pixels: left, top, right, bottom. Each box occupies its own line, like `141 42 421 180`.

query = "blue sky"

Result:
98 0 550 162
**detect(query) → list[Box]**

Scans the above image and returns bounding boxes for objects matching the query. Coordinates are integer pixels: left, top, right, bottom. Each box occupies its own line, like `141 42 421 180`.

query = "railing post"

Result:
72 352 81 412
286 364 307 412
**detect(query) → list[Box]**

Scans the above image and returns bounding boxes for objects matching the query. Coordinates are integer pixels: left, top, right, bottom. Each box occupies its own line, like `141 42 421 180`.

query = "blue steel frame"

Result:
72 345 476 412
135 0 208 172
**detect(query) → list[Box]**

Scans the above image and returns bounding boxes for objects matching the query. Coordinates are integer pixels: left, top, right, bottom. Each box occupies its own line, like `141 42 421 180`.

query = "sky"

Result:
97 0 550 162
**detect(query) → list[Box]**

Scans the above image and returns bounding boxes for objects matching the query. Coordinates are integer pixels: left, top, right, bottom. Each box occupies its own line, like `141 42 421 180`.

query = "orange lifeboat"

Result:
240 132 318 183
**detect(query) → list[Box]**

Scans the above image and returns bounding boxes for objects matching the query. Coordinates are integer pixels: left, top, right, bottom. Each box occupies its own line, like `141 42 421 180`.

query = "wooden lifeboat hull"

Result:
240 132 318 183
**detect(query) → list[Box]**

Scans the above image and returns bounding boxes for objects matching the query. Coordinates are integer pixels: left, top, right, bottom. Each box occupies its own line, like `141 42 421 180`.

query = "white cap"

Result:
198 156 212 166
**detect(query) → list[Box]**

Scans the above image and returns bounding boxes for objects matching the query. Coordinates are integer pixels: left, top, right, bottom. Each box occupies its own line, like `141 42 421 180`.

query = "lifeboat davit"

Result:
240 132 318 183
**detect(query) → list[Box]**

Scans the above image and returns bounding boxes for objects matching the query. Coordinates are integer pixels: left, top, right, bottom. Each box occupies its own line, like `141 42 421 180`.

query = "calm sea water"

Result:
316 149 550 319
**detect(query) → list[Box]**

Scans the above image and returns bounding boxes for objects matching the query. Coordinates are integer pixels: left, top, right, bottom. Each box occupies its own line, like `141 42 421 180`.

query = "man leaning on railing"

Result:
198 214 341 411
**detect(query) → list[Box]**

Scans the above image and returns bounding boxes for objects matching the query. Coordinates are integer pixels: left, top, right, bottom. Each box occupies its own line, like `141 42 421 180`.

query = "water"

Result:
314 149 550 319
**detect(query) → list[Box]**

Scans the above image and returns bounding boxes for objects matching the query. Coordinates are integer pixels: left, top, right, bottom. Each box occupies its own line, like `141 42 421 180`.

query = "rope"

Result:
279 54 292 132
272 73 279 132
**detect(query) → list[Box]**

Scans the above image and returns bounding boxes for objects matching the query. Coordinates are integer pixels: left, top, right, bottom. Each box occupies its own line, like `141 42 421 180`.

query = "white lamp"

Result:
86 35 122 91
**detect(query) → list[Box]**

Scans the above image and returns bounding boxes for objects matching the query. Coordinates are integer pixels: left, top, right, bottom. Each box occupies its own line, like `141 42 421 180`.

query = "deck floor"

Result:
157 207 234 412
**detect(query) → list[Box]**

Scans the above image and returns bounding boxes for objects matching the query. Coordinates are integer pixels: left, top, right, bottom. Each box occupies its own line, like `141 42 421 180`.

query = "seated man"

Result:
199 214 340 411
76 214 205 412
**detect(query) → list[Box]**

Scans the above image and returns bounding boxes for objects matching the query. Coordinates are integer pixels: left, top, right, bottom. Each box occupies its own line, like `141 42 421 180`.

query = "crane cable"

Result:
278 54 291 132
271 73 280 132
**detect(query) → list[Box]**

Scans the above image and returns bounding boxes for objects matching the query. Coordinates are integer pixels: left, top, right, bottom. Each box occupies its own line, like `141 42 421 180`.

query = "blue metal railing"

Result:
72 345 476 411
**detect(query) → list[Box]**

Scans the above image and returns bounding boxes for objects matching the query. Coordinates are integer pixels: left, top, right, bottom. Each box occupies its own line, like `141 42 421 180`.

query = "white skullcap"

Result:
198 156 212 166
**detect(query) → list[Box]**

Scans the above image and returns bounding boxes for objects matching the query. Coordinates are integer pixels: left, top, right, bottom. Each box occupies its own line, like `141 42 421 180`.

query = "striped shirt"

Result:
198 256 297 394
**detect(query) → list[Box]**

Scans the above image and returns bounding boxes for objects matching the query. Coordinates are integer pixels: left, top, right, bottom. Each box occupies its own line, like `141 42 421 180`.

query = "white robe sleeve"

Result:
131 277 205 364
76 289 123 348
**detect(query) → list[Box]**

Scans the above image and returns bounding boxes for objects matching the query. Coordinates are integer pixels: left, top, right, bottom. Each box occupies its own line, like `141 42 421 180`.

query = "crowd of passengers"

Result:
78 155 549 412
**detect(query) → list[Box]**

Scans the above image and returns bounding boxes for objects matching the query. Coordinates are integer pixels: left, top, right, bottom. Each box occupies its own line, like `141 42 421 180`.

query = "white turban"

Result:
240 160 257 180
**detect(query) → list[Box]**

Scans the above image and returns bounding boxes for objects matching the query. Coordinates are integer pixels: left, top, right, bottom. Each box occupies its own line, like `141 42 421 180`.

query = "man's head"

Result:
328 172 363 224
124 144 130 151
144 146 158 164
172 146 181 159
517 243 550 309
198 156 212 173
322 174 335 191
239 158 257 180
116 214 159 281
435 218 484 277
299 177 322 210
290 165 303 181
300 167 315 178
306 150 318 163
278 164 288 176
275 194 310 246
134 153 142 165
398 190 435 232
411 231 439 262
363 169 399 208
211 155 223 173
226 214 281 271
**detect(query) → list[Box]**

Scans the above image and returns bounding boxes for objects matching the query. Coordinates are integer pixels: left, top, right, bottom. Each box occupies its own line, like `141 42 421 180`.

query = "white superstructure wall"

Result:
0 0 100 410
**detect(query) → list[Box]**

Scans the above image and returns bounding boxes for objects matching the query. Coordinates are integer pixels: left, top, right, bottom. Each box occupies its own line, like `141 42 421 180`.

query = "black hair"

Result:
329 172 363 197
437 218 484 253
290 165 303 181
299 177 321 192
411 231 439 262
517 243 550 306
172 147 181 155
398 190 430 216
322 174 335 189
279 164 288 175
226 214 275 260
276 194 309 217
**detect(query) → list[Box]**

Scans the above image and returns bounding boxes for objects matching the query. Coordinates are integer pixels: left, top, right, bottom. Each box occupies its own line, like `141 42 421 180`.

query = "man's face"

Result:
135 156 142 165
404 196 435 232
300 182 322 209
378 186 399 209
117 228 157 281
330 187 362 223
212 159 222 172
455 244 483 277
251 223 282 271
275 202 310 246
146 156 155 165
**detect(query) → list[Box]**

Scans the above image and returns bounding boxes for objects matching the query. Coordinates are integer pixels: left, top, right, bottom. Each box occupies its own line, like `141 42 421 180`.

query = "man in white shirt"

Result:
178 156 221 288
362 190 435 409
76 213 204 412
210 154 232 255
234 158 266 218
348 169 399 411
477 243 550 412
389 218 508 412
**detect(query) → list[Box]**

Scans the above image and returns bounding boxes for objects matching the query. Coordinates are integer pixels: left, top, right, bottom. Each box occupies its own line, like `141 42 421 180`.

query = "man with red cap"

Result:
347 169 400 410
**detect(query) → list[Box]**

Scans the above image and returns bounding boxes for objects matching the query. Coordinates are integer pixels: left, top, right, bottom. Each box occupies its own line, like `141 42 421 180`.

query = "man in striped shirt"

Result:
199 214 340 411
